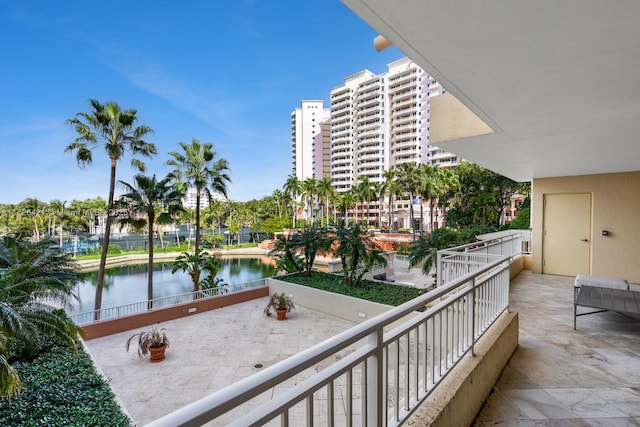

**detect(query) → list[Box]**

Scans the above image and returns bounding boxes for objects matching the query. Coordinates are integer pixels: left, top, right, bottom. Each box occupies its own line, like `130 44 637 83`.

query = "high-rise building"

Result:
328 57 454 193
290 100 331 181
292 58 458 230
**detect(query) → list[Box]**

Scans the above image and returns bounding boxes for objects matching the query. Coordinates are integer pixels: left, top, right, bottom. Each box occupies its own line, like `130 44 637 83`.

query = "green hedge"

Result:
277 271 425 307
0 344 132 427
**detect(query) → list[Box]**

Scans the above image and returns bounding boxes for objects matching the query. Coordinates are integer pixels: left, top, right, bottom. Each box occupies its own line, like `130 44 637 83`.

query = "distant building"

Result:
182 187 226 210
291 100 331 181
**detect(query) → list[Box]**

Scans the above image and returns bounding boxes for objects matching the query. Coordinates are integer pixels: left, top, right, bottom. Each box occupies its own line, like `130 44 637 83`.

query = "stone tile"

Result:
503 389 578 420
583 418 640 426
545 388 628 418
597 388 640 417
475 389 529 422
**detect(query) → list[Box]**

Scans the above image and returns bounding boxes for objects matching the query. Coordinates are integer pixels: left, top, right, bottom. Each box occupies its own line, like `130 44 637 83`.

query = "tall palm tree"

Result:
381 168 400 231
416 164 445 233
0 233 81 398
301 177 317 224
395 162 421 240
337 192 355 226
116 174 184 306
19 198 45 241
65 99 156 319
167 138 231 253
355 176 376 227
283 175 301 228
316 176 333 226
47 200 68 249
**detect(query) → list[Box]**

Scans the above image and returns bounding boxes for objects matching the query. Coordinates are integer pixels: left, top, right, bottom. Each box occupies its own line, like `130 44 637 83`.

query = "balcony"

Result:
81 230 640 426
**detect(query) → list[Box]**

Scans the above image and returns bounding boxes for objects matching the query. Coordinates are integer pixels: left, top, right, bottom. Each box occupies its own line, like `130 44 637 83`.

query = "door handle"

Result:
581 239 589 242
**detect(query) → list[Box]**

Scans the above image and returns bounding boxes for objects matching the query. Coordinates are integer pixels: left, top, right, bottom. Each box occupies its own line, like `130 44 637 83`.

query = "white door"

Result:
542 193 591 276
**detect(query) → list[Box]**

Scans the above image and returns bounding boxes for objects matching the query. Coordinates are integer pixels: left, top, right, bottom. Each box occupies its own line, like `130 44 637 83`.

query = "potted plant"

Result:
125 327 170 362
264 292 295 320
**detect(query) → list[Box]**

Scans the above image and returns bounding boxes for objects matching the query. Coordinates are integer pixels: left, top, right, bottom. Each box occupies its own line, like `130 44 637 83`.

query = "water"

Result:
68 257 275 314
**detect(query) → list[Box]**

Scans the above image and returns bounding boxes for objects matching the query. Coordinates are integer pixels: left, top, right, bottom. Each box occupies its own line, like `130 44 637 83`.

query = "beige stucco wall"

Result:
531 171 640 283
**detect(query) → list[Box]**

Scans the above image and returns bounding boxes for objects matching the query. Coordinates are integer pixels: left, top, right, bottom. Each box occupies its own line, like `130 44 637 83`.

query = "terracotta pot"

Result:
276 308 287 320
149 344 167 362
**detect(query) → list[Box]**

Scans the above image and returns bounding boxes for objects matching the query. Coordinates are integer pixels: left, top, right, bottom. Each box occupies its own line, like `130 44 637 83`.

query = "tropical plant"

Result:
167 138 231 253
115 174 185 307
263 292 295 316
125 327 170 358
273 251 305 275
283 174 301 228
408 228 459 276
65 99 156 319
395 162 421 239
292 227 333 276
355 176 376 227
316 176 334 226
0 234 82 398
333 223 386 287
269 234 304 275
171 248 223 292
381 168 399 230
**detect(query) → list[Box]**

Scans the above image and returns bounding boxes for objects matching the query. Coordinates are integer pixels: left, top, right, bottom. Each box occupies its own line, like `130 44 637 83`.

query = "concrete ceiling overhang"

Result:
341 0 640 182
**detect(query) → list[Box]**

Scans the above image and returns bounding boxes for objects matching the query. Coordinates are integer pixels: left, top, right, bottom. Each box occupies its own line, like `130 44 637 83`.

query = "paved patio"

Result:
83 270 640 426
474 271 640 426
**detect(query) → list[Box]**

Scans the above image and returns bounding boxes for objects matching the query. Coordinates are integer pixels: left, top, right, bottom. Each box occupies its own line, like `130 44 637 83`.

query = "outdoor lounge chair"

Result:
574 284 640 330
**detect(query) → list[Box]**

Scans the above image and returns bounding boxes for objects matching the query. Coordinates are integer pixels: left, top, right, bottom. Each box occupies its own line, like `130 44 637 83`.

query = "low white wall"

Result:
266 277 418 327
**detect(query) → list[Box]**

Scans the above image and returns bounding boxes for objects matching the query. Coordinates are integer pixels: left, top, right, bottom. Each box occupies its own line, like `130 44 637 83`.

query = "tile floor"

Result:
473 271 640 426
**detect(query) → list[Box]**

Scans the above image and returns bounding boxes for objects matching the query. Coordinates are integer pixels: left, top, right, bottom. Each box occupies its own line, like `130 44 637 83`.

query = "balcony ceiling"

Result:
341 0 640 181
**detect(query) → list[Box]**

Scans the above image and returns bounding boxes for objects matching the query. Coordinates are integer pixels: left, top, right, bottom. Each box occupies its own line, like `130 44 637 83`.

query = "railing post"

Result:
367 328 384 427
471 277 477 357
436 251 442 288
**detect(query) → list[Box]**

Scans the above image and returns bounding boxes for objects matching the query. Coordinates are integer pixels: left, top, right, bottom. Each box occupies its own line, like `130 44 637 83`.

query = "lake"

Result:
67 257 275 314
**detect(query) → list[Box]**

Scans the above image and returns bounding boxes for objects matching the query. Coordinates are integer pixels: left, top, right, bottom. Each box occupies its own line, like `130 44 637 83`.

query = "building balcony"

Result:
81 230 640 426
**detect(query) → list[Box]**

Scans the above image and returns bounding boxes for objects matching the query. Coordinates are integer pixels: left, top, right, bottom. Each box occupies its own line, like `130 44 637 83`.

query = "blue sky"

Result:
0 1 403 204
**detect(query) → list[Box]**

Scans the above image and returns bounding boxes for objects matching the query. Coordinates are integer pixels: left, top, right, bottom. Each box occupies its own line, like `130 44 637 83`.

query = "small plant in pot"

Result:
125 327 170 362
264 292 295 320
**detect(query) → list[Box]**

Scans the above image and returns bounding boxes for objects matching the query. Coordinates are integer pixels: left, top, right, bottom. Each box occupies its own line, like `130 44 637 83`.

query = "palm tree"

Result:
301 177 317 224
289 227 333 276
65 99 156 319
283 175 301 228
355 176 376 227
333 223 386 287
337 192 355 226
408 228 460 277
19 198 45 241
416 164 445 233
171 248 223 293
47 200 68 249
167 138 231 253
316 176 333 226
395 162 421 240
116 174 184 307
0 233 82 398
381 168 400 231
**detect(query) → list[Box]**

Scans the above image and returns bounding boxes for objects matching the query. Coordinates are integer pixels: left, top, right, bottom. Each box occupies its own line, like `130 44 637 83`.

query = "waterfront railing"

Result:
68 279 267 325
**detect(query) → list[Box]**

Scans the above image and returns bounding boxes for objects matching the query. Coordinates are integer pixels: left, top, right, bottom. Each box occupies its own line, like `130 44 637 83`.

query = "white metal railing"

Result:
436 232 524 288
147 253 510 427
68 279 266 325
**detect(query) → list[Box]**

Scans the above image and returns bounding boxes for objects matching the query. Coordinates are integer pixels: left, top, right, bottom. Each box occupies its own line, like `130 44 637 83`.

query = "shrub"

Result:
278 271 424 308
106 244 122 254
0 343 132 426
